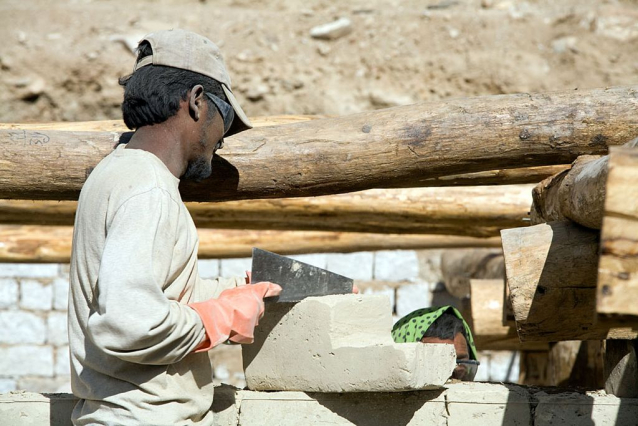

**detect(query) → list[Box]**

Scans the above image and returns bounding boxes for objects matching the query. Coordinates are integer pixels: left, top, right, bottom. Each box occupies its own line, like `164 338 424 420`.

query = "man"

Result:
68 29 281 425
392 306 480 381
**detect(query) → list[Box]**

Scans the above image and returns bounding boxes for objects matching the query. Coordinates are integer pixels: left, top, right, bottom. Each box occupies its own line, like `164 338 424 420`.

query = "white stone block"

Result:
53 277 69 311
18 377 72 393
0 311 46 344
0 346 53 377
473 351 491 382
0 264 59 279
288 253 328 269
534 391 638 425
220 258 252 278
374 250 419 281
445 382 531 425
488 351 519 383
0 278 19 309
362 286 395 310
0 378 17 393
20 280 53 311
197 259 220 279
395 283 431 318
0 392 77 425
325 252 374 280
55 346 70 376
243 294 456 392
47 312 68 346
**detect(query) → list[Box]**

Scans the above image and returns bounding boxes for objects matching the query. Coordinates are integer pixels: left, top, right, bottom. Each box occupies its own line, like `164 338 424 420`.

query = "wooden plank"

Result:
597 146 638 316
469 279 547 351
0 86 636 201
0 185 533 237
0 225 502 263
501 221 638 341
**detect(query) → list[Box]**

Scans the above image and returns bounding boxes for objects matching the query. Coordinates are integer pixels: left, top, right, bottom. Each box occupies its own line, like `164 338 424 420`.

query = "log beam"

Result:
0 225 502 263
531 138 638 229
468 279 548 351
1 86 636 201
0 185 532 237
597 146 638 316
501 221 638 341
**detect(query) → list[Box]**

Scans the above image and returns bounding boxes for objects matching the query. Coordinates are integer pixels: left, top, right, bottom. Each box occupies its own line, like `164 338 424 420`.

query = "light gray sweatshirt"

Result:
68 144 242 425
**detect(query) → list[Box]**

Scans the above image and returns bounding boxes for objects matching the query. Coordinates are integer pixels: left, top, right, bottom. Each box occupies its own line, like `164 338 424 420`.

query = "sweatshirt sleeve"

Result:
86 188 206 365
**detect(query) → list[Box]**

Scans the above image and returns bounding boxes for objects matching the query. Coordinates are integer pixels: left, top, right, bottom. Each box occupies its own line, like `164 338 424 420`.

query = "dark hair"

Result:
118 42 226 130
422 311 467 342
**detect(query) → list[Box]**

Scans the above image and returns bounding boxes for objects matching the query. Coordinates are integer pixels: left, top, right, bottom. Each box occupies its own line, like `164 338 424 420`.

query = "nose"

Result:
452 365 467 380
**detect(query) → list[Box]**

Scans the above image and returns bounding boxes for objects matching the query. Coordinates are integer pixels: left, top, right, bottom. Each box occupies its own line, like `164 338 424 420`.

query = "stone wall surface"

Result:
0 250 520 393
3 383 638 426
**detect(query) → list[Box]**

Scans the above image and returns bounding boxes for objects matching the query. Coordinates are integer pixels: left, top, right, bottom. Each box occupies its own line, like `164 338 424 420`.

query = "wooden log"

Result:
385 165 570 188
0 185 533 237
531 155 607 229
441 249 504 298
0 225 502 263
501 221 638 341
597 146 638 316
547 341 604 388
604 339 638 397
468 279 548 351
531 138 638 229
1 85 636 201
519 351 550 386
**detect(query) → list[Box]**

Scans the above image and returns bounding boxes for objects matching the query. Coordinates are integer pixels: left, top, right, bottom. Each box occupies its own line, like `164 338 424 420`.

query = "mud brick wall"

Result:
0 250 519 393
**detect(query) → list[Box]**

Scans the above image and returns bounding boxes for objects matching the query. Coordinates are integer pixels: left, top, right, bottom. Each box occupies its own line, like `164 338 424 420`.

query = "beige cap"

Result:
133 29 252 137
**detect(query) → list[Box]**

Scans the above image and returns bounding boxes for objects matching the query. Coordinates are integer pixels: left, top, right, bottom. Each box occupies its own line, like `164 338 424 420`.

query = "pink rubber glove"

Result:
189 282 282 351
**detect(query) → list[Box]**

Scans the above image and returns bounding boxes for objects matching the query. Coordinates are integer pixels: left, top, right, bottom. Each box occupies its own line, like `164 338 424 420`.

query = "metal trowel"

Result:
251 248 354 302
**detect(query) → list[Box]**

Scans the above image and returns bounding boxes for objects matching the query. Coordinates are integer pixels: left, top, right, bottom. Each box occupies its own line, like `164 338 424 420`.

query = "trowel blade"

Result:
251 248 354 302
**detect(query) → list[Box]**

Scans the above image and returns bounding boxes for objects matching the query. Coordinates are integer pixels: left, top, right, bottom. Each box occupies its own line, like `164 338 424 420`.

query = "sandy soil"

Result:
0 0 637 123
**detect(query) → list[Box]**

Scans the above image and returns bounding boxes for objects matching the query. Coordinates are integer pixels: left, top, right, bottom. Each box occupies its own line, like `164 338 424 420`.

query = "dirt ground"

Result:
0 0 637 123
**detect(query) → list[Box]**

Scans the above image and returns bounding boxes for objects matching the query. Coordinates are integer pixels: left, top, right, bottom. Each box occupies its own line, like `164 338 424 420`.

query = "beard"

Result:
182 118 215 182
182 154 212 182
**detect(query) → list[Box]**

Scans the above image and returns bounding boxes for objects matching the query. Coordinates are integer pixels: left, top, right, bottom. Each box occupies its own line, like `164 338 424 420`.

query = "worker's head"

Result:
118 29 251 181
392 306 479 381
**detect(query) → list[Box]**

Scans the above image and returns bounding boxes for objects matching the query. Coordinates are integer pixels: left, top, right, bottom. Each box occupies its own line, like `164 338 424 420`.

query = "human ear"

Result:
188 84 205 121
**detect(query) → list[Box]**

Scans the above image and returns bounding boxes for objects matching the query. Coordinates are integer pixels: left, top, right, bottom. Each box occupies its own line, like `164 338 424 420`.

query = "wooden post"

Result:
604 339 638 397
0 185 533 237
0 225 502 263
440 249 504 298
501 221 638 341
1 85 636 201
547 341 604 388
468 279 547 351
597 146 638 316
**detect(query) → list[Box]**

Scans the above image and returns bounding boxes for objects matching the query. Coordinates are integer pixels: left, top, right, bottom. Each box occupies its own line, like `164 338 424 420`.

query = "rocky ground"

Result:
1 0 637 124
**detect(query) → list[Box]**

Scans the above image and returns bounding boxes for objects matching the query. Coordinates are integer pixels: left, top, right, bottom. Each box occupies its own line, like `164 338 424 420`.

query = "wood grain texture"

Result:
597 146 638 315
1 85 636 201
501 221 638 341
441 249 504 298
0 225 502 263
531 138 638 229
468 279 547 351
0 185 532 237
531 155 607 229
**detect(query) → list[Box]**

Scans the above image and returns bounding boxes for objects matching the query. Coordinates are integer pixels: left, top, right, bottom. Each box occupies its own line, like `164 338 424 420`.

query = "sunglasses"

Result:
205 92 235 150
455 359 480 381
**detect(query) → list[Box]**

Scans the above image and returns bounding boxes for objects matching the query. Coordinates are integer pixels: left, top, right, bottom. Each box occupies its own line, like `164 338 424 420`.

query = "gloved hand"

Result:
189 282 282 351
